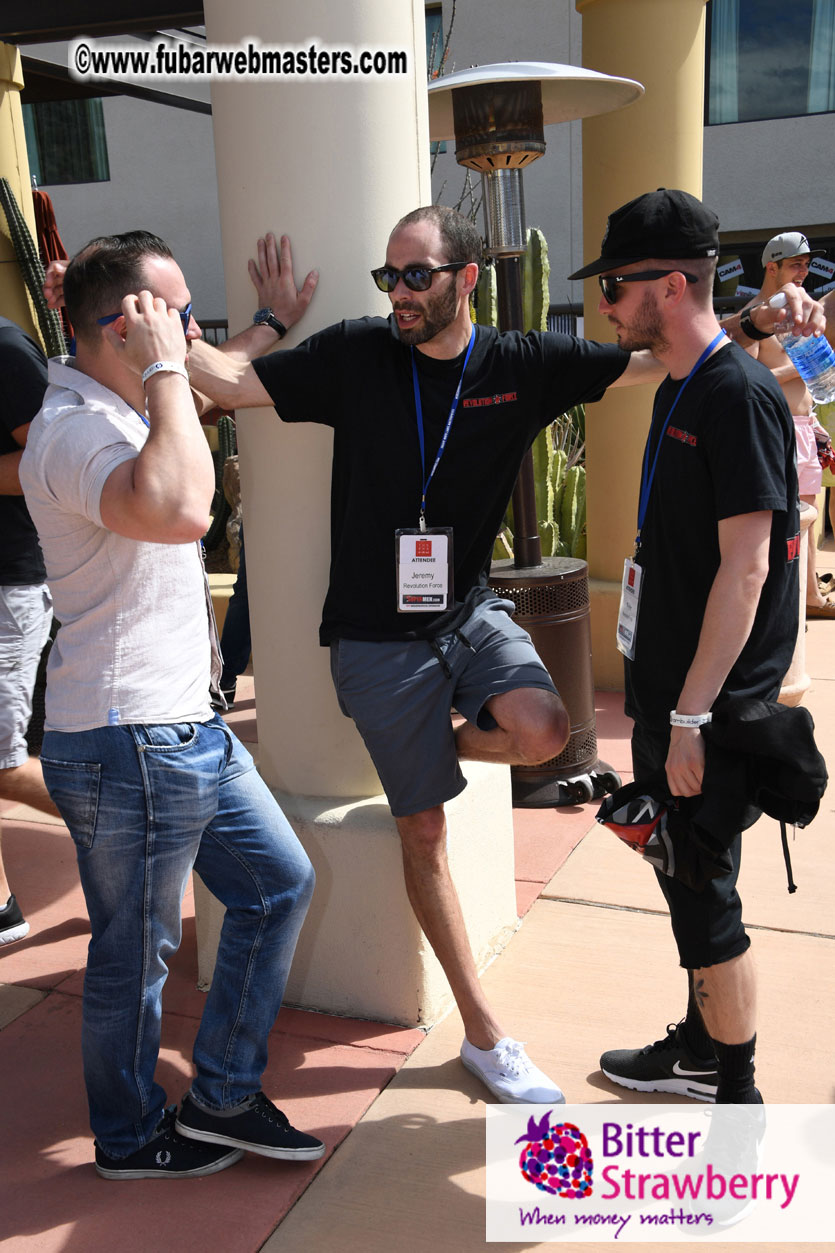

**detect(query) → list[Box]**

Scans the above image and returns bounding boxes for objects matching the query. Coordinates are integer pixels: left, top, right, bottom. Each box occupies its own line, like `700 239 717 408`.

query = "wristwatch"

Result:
738 307 772 341
253 307 287 338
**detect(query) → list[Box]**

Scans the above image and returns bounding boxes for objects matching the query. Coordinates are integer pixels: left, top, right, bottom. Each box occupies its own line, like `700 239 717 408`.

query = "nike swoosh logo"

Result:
672 1060 714 1077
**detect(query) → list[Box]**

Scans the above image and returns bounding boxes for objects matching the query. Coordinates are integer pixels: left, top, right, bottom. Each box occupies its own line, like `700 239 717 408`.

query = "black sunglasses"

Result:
371 262 468 293
97 301 193 333
598 271 698 305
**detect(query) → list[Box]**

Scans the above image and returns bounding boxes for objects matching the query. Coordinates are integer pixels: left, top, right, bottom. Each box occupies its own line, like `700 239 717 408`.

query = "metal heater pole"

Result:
495 255 541 570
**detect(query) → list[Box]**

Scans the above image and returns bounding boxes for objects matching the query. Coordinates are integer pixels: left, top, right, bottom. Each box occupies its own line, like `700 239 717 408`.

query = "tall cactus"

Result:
476 228 586 561
0 178 66 358
522 225 550 334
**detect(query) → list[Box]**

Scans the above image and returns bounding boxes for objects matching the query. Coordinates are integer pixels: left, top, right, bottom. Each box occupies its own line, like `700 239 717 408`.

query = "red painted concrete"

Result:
0 680 609 1250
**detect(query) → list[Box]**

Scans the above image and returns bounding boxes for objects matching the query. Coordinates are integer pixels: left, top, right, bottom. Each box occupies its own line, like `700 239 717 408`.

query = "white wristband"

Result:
669 710 712 728
142 361 189 387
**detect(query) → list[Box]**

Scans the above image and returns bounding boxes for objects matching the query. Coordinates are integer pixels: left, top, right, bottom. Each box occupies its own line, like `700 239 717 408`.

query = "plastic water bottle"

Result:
769 292 835 403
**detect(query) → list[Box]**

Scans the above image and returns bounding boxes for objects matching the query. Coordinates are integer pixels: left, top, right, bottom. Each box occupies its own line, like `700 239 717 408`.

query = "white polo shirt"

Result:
20 358 213 732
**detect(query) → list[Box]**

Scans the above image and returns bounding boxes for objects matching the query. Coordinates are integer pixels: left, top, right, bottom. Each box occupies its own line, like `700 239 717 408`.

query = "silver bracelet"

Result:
669 710 713 728
141 360 189 386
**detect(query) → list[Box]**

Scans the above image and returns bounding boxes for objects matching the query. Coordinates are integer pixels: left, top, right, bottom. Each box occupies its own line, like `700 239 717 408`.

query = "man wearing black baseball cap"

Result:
570 189 824 1104
568 188 722 281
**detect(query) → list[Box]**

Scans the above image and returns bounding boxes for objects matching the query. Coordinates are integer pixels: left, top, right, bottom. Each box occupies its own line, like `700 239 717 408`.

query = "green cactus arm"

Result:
560 464 579 544
522 227 550 333
568 467 587 557
0 178 67 359
475 262 498 328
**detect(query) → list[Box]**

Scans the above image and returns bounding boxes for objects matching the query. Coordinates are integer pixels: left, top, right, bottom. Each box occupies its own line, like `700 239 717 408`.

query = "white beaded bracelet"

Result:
141 361 189 387
669 710 712 728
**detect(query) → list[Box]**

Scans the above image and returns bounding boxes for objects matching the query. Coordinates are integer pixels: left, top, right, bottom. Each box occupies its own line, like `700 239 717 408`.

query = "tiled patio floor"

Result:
2 548 834 1251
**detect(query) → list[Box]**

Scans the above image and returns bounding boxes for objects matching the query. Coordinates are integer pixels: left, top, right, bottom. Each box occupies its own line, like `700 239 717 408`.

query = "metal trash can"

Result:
490 556 620 806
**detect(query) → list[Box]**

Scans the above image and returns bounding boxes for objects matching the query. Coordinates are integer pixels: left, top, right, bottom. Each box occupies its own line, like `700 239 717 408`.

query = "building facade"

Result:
10 0 835 320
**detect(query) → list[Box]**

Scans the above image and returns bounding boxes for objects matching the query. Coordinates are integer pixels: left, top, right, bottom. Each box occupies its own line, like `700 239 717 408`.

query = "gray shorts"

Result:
329 595 558 818
0 584 53 769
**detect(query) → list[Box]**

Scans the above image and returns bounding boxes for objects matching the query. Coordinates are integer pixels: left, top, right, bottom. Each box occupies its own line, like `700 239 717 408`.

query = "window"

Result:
426 4 445 78
426 4 447 155
707 0 835 123
23 98 110 186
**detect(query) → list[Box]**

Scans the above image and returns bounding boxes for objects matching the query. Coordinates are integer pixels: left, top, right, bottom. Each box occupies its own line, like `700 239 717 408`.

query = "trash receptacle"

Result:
490 556 620 806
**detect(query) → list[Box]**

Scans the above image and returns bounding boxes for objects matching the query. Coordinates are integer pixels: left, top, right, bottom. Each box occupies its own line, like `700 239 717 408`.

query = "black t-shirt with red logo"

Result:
624 340 799 728
253 316 628 642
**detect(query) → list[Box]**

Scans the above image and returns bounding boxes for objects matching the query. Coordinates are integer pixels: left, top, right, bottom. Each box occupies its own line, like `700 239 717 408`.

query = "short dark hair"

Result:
393 205 483 269
647 255 717 304
64 230 174 343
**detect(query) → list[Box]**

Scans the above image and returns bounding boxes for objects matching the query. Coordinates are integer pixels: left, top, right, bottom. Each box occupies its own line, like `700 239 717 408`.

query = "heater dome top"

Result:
428 61 643 143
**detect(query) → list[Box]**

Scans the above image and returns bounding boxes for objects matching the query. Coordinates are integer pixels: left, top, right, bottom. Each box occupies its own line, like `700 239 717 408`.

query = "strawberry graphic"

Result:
516 1114 593 1198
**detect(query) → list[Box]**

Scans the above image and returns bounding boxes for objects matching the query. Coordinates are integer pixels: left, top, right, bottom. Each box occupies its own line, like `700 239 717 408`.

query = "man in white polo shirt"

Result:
21 231 323 1180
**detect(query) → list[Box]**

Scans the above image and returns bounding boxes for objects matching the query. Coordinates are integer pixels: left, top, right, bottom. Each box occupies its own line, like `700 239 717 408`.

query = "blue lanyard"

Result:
411 325 475 531
635 330 727 553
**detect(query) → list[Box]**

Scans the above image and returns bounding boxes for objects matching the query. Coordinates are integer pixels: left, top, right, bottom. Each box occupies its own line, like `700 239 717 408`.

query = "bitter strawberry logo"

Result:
516 1112 593 1198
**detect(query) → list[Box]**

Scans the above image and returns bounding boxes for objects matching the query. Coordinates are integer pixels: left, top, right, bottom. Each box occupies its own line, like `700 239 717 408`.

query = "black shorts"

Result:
632 720 750 970
330 595 558 818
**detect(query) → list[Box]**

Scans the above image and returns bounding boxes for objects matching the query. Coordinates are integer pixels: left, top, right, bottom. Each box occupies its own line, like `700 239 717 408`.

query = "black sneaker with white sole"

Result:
95 1107 243 1180
600 1022 719 1102
0 894 30 946
175 1092 326 1161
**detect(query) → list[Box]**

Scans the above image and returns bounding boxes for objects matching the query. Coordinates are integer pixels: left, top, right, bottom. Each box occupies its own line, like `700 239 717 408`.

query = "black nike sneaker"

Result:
600 1022 718 1102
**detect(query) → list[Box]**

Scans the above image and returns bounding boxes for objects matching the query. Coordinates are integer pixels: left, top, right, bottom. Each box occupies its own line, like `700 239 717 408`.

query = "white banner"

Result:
486 1104 835 1242
717 258 744 283
809 257 835 281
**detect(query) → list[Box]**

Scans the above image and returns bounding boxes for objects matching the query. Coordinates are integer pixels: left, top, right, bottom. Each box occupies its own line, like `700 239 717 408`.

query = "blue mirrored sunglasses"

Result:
371 263 468 293
97 301 193 333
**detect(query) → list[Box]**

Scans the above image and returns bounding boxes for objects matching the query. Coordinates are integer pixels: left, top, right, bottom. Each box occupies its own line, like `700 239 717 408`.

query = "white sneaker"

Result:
460 1036 565 1104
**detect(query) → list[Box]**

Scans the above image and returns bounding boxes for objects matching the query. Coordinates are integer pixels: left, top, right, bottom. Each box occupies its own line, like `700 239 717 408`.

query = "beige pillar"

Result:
200 0 518 1023
0 42 40 341
576 0 709 687
204 0 430 797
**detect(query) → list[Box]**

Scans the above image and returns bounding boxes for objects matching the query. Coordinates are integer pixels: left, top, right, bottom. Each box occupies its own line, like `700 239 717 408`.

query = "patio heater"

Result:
428 63 642 805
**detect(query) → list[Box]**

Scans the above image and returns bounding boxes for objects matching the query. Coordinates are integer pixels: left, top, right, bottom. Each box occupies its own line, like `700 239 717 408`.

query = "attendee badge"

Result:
616 557 643 659
395 527 453 612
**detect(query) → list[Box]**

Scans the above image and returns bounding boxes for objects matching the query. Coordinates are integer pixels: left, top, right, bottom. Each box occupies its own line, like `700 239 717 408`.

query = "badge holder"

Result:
615 557 643 660
395 527 454 612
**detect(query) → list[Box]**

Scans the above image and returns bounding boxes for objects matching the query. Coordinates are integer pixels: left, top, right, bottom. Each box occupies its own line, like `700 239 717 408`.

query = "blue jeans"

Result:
41 715 314 1159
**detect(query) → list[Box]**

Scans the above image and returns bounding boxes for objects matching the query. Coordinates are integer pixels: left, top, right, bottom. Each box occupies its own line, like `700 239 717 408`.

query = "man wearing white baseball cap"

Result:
760 230 825 270
740 231 832 616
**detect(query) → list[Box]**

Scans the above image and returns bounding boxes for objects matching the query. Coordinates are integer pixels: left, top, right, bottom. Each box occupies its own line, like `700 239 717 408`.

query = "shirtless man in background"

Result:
739 232 831 615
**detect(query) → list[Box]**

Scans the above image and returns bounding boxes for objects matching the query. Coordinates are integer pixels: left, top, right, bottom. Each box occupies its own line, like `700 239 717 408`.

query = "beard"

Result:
612 289 670 355
394 276 459 346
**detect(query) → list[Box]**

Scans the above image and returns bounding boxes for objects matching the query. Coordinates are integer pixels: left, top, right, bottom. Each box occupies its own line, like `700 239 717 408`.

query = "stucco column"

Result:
0 42 40 340
576 0 708 687
204 0 430 796
198 2 519 1024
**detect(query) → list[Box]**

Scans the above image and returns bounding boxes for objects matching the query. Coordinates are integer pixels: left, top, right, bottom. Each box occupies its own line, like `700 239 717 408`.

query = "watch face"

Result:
254 308 271 323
